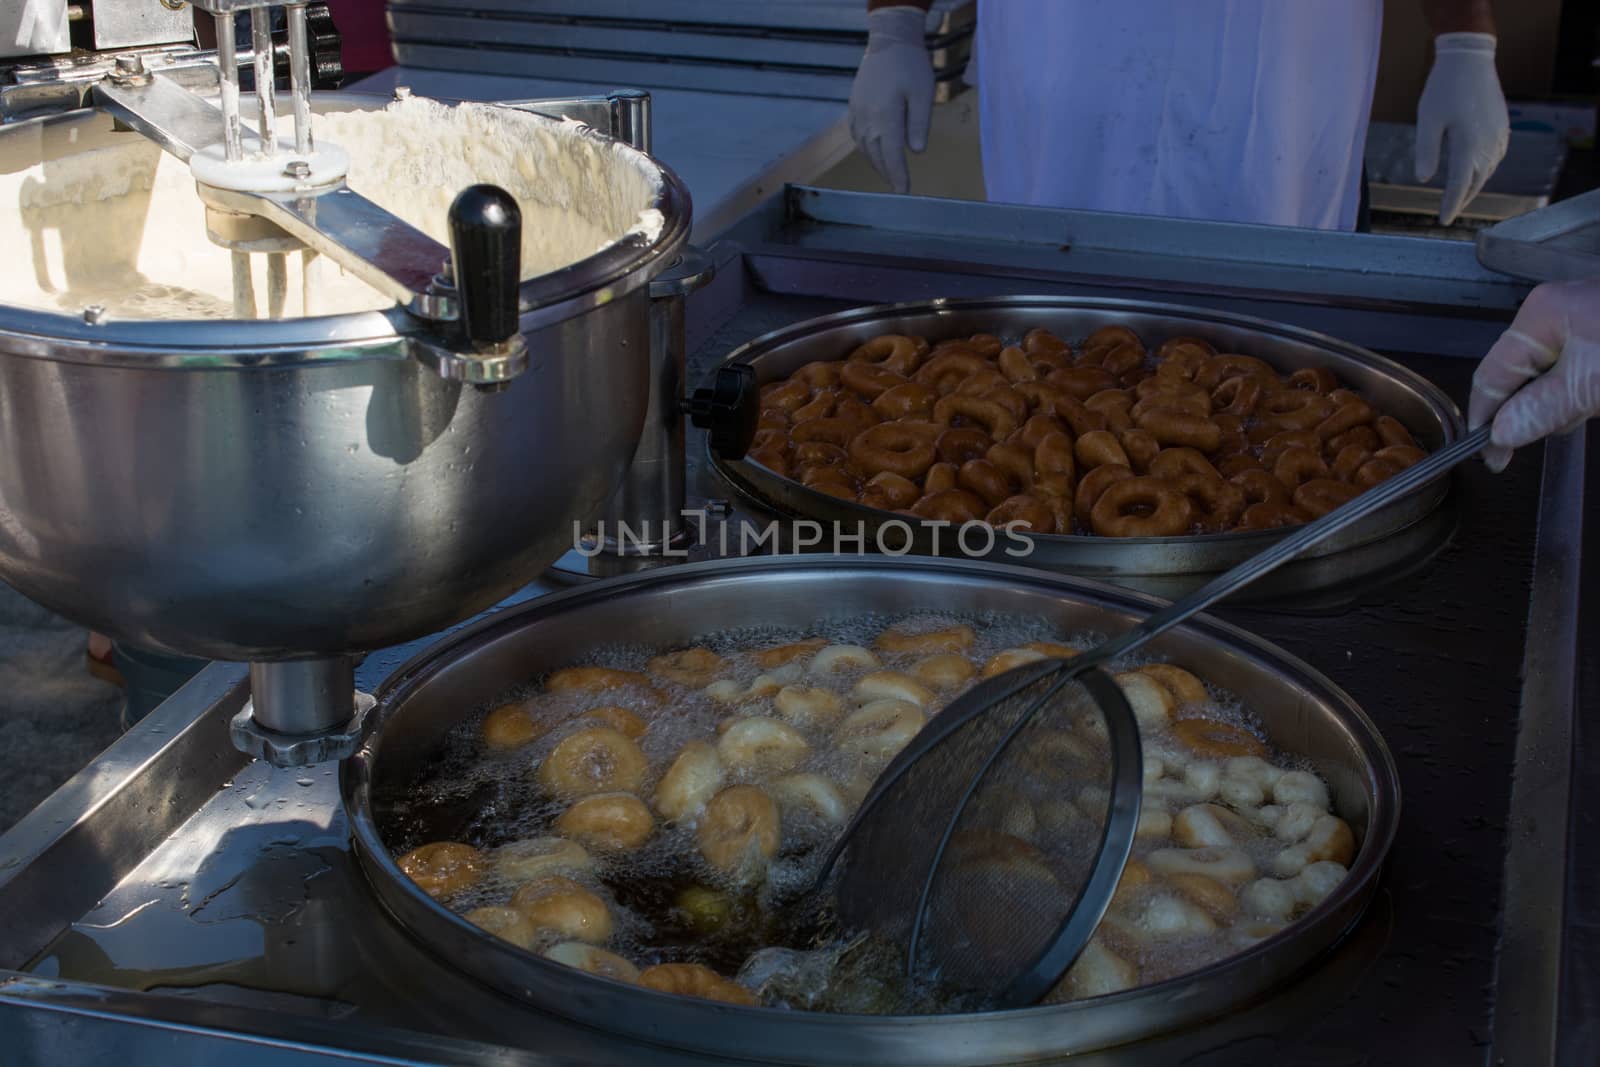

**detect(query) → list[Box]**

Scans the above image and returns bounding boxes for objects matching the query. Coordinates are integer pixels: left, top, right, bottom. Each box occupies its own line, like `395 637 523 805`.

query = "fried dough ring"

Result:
933 394 1019 440
482 703 548 750
1293 478 1360 518
1074 463 1134 527
849 422 938 479
839 361 908 400
648 647 727 688
1136 409 1222 453
1172 718 1268 760
989 494 1056 533
1075 429 1131 470
398 842 483 899
936 427 993 466
1147 446 1220 481
911 488 988 523
538 727 649 798
958 459 1018 508
1231 468 1291 507
556 792 655 852
1374 415 1418 450
1272 446 1331 491
638 963 758 1006
848 334 922 376
860 471 923 511
1047 366 1119 401
1239 501 1308 530
1171 473 1247 533
1034 431 1077 480
1090 477 1194 538
872 381 937 421
547 667 656 699
697 785 780 880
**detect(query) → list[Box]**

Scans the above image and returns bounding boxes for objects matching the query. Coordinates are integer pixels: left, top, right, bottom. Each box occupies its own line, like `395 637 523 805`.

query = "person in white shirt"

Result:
849 0 1510 230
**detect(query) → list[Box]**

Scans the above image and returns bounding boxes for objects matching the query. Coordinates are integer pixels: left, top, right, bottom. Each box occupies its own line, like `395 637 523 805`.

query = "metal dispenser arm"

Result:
93 74 458 320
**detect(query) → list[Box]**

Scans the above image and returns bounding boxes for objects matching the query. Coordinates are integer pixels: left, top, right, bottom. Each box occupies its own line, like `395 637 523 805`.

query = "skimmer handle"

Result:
1078 425 1491 668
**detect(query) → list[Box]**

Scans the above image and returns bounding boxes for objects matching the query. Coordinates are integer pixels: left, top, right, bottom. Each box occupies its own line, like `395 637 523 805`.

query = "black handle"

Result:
686 364 760 459
448 185 523 348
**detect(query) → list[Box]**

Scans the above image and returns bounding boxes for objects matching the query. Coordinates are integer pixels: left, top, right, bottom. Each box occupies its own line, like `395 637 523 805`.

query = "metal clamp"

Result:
649 246 716 300
230 690 377 766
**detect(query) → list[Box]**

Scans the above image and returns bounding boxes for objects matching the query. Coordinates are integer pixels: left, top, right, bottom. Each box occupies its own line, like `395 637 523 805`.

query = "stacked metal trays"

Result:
343 556 1400 1065
708 297 1465 582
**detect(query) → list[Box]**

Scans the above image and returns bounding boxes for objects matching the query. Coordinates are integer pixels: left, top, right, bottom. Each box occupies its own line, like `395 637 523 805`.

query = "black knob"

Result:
448 185 523 348
303 4 346 90
687 364 760 459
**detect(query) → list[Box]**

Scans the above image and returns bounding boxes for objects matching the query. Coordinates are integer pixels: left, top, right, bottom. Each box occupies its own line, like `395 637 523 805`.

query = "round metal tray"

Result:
344 556 1400 1065
707 297 1465 581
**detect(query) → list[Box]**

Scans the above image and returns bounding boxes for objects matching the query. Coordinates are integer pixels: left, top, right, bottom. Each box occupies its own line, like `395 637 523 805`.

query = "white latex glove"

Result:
1415 32 1510 227
847 6 935 195
1468 279 1600 472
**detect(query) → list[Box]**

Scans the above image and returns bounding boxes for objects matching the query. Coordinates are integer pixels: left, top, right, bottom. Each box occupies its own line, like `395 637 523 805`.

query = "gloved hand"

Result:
1415 32 1510 227
1468 279 1600 472
847 6 935 195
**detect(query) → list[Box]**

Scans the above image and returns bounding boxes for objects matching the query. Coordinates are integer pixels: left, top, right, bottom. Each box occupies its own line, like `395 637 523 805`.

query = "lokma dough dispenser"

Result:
0 0 755 765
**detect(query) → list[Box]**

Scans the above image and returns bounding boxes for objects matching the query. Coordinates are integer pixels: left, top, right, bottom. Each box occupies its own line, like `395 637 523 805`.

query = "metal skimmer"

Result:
821 425 1492 1010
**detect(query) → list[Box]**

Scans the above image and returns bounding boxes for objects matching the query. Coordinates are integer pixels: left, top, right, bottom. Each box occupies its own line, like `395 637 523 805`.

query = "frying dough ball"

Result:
638 963 758 1006
718 717 812 776
1302 815 1355 866
909 653 977 690
1223 756 1282 793
1142 757 1165 785
1218 777 1266 810
752 637 827 669
1271 844 1311 879
547 666 659 700
1113 671 1176 730
1023 640 1081 659
494 836 595 882
674 885 734 934
834 699 926 761
1270 769 1330 810
465 905 537 948
703 679 748 704
874 624 976 655
1136 808 1173 840
1229 919 1289 949
538 727 649 798
1292 861 1348 907
648 647 727 688
1172 804 1253 849
770 773 850 825
397 842 483 899
545 941 640 983
697 785 780 881
574 705 647 740
980 647 1048 678
808 645 880 675
851 670 936 709
1182 760 1222 800
1139 893 1218 937
746 665 802 698
1137 664 1210 708
1164 872 1238 920
1052 938 1138 1001
511 876 613 943
655 741 726 823
1241 877 1298 921
1112 858 1153 909
555 792 655 852
773 686 844 730
1146 846 1257 886
481 703 547 750
1273 801 1325 843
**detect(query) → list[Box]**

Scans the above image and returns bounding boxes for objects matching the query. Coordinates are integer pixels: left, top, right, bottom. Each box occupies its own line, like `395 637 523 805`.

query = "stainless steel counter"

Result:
0 190 1587 1065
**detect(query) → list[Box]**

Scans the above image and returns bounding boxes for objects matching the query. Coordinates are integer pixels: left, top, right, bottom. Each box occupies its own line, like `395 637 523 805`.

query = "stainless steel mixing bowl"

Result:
0 93 689 659
344 556 1400 1065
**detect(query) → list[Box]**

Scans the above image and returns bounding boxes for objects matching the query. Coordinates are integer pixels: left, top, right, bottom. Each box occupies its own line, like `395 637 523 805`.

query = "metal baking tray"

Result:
390 44 969 103
707 297 1464 582
384 0 977 37
1476 186 1600 282
344 555 1399 1066
1365 122 1569 223
386 10 972 72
